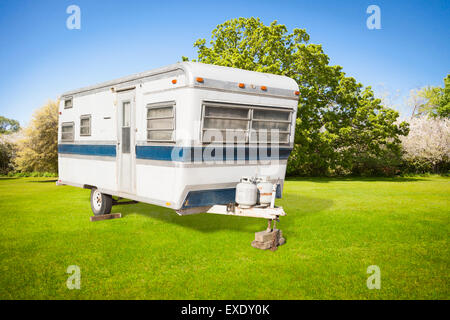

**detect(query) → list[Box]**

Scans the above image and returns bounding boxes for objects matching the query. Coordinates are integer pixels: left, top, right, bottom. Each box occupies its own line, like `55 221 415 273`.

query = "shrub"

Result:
2 171 58 178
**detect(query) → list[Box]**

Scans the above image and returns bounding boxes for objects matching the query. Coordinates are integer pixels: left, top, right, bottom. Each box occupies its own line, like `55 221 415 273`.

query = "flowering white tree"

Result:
401 116 450 172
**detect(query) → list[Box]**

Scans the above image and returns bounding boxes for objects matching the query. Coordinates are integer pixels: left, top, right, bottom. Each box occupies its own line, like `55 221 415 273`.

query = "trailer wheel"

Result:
90 188 112 216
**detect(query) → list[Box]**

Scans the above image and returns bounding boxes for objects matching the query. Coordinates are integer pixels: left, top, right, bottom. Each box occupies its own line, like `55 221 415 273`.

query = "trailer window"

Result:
250 109 291 143
64 97 73 109
146 103 175 142
80 115 91 136
202 103 292 144
61 122 74 142
202 105 249 143
121 101 131 153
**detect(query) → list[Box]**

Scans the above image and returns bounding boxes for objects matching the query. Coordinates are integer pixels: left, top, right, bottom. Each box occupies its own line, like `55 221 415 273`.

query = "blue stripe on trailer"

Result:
135 145 185 161
58 144 116 157
135 146 293 161
182 184 282 209
58 144 293 162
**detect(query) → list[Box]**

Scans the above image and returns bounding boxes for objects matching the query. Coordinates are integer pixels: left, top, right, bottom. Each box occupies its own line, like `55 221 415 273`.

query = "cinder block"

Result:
251 237 286 250
252 228 286 250
255 228 282 242
251 240 272 250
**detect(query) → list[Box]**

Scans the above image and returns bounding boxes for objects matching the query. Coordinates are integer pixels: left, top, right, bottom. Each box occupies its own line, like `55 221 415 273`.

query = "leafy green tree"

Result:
0 116 20 174
0 139 15 174
437 74 450 117
414 74 450 118
184 17 408 175
0 116 20 134
14 100 59 173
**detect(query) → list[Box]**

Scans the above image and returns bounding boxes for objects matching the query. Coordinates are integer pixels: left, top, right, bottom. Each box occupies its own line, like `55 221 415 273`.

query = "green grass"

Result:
0 176 448 299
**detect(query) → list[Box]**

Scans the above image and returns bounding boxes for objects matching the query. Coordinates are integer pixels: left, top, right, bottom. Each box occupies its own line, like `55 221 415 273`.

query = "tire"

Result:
90 188 112 216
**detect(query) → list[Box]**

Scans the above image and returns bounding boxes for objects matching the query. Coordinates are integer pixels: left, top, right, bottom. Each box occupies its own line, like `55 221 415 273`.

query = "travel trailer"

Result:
57 62 299 221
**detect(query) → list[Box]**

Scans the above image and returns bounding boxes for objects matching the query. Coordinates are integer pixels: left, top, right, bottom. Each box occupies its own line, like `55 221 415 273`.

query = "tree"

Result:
407 88 427 118
437 74 450 117
411 74 450 118
0 116 20 134
14 100 59 173
401 116 450 173
0 139 15 174
184 18 408 175
0 116 21 174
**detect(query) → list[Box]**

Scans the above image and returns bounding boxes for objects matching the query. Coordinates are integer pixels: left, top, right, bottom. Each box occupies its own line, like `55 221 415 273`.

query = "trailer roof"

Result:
60 62 299 98
182 62 298 90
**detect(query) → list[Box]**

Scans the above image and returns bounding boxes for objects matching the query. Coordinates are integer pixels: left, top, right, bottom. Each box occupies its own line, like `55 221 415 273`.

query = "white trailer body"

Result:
57 62 299 215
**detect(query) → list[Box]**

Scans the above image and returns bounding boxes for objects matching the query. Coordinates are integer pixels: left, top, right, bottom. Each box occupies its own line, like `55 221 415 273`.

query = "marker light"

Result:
261 85 267 91
172 79 177 84
294 91 299 96
238 83 245 88
196 77 204 83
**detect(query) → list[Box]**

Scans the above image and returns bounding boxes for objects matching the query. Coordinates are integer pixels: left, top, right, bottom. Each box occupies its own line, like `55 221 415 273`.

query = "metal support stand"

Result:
251 181 285 250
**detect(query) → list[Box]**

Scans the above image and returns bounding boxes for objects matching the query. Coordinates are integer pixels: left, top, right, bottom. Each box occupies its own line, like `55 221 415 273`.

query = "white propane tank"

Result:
235 177 257 208
257 177 274 207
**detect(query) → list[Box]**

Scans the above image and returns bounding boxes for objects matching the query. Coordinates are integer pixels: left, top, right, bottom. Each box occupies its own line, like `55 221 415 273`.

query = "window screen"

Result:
202 105 249 143
80 115 91 136
61 122 74 141
64 98 73 109
250 109 291 143
146 103 175 142
122 127 130 153
121 102 131 153
202 103 291 144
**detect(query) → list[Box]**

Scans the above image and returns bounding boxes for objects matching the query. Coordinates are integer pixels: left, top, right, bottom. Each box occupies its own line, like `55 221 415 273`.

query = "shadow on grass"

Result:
116 195 332 233
28 179 58 183
281 195 333 216
286 176 426 183
0 177 18 180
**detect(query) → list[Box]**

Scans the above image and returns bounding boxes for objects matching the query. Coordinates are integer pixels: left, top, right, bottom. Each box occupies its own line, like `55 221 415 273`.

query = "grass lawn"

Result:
0 176 448 299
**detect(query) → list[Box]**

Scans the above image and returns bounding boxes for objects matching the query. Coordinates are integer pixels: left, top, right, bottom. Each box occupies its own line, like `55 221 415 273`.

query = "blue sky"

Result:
0 0 448 124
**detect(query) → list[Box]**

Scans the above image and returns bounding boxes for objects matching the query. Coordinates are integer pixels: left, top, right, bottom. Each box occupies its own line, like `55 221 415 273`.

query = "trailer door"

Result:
117 90 136 194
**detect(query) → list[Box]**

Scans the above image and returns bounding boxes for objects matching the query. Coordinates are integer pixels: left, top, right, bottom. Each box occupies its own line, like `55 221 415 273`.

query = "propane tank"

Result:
235 177 257 208
256 176 274 207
